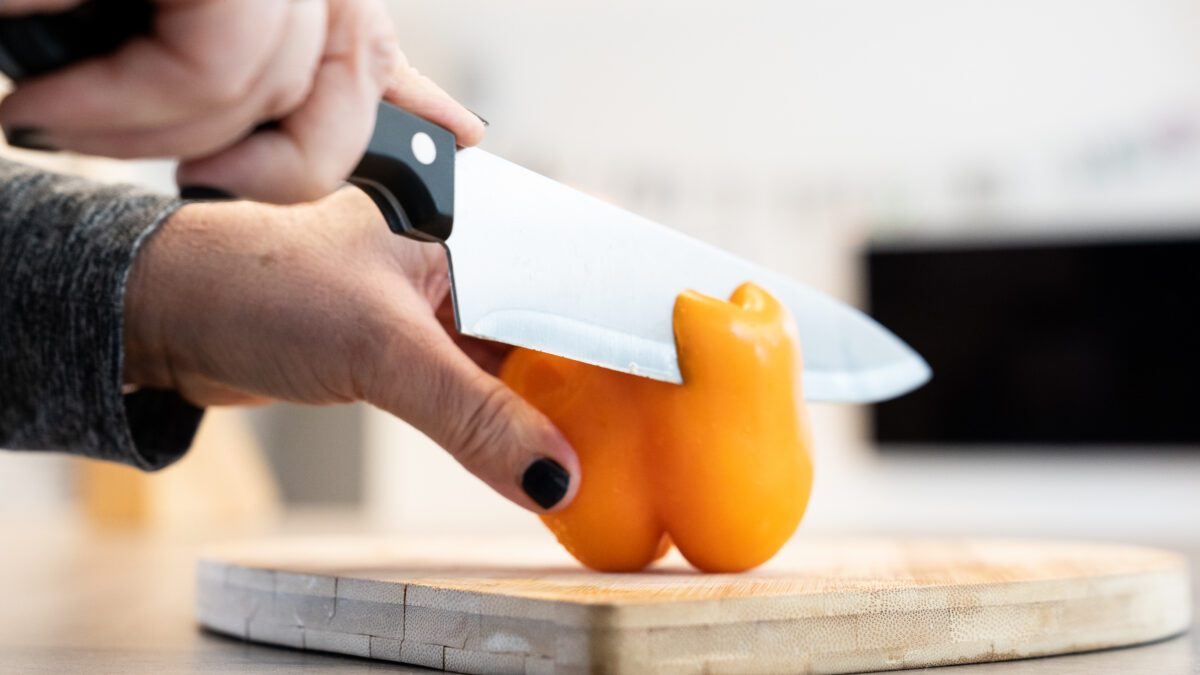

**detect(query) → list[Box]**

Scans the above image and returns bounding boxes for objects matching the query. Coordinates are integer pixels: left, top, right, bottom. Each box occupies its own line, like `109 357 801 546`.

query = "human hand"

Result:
122 188 579 512
0 0 485 203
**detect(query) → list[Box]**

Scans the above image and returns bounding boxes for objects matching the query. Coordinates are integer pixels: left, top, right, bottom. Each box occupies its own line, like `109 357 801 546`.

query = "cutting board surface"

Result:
196 537 1191 674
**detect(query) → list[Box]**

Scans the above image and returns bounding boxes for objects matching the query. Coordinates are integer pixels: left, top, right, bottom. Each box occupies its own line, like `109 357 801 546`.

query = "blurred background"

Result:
1 0 1197 544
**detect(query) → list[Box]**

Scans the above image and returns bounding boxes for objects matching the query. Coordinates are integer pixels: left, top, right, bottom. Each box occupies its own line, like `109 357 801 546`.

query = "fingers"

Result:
34 0 327 161
0 0 292 134
368 317 580 514
175 0 395 202
174 56 380 202
176 0 486 202
0 0 485 203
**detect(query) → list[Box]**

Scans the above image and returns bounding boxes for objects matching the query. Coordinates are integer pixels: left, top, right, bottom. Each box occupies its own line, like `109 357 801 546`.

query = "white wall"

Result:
389 0 1200 225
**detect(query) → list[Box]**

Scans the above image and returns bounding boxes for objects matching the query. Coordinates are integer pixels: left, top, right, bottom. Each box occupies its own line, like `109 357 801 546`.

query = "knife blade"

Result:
0 2 931 402
448 148 930 402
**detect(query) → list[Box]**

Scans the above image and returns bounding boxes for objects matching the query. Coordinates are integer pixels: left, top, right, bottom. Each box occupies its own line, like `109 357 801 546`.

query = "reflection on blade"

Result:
447 148 931 403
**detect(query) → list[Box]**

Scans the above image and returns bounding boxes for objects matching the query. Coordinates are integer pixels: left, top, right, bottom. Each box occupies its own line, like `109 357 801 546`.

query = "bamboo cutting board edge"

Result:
194 537 1192 674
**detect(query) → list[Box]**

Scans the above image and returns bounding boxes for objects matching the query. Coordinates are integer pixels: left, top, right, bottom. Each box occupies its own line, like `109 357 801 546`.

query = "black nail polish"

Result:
467 108 490 127
179 186 235 201
3 126 56 152
522 458 569 509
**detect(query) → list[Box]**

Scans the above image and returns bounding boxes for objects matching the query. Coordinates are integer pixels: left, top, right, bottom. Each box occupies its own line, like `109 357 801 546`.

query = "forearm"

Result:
0 157 201 470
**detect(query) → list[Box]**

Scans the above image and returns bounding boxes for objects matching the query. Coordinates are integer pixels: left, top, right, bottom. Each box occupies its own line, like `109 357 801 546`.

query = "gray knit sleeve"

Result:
0 157 204 470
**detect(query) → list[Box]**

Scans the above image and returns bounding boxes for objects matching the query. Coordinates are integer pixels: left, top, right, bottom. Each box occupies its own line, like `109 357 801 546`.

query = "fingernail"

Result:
467 108 490 127
522 458 569 509
3 126 57 152
179 186 236 201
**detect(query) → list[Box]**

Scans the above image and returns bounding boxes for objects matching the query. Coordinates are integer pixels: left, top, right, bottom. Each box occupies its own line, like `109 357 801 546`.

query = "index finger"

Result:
384 63 487 147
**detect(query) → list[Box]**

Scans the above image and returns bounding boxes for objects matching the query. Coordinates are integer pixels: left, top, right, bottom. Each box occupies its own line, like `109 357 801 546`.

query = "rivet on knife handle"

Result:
350 103 457 244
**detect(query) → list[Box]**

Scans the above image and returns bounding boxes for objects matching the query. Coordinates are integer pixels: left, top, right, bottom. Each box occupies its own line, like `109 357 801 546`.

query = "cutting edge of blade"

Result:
459 304 932 403
803 349 932 403
446 147 932 402
460 308 685 384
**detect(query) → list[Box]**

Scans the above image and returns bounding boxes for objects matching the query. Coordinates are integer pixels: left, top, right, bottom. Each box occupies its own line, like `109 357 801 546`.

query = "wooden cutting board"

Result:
195 537 1191 674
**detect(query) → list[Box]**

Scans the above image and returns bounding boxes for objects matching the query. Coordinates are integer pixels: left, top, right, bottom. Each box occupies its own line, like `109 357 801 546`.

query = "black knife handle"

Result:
0 0 455 242
350 103 456 242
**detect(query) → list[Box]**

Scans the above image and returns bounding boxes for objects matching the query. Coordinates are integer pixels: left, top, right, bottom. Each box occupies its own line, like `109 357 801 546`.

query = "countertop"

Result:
0 515 1194 674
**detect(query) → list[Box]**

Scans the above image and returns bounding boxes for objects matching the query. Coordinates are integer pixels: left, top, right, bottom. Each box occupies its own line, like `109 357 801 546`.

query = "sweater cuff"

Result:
0 160 204 470
114 205 205 470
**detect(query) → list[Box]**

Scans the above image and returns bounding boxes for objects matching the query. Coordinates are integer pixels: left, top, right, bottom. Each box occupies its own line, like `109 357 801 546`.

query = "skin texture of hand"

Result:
0 0 485 203
123 189 580 513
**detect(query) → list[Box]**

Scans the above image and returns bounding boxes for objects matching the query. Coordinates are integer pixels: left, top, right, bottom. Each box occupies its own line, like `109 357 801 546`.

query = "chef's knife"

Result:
0 1 930 402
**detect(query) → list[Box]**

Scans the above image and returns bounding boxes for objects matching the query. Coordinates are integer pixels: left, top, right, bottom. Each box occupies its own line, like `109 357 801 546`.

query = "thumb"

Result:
372 326 580 513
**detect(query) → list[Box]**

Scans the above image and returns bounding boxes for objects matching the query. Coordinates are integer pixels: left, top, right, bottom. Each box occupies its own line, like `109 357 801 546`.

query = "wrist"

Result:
122 205 186 391
121 200 271 392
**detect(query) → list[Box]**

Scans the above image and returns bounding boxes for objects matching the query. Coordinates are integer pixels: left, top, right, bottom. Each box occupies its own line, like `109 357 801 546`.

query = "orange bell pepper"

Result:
500 282 814 573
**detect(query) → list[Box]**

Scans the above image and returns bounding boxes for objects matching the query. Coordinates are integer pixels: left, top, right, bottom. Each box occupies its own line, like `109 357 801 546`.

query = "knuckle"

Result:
303 145 360 199
383 63 425 101
346 310 401 402
368 34 403 89
449 379 521 469
194 68 254 108
262 53 322 119
264 79 310 120
289 170 341 203
346 300 417 400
